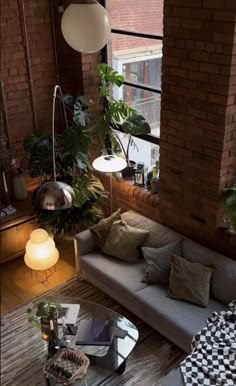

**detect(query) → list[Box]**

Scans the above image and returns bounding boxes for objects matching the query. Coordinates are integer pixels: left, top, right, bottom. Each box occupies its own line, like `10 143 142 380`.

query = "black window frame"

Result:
102 1 163 146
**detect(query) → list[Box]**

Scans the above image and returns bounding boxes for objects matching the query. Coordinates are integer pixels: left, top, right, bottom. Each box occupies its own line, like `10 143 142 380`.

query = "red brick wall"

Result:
159 0 236 257
110 0 163 52
0 0 92 196
1 0 56 159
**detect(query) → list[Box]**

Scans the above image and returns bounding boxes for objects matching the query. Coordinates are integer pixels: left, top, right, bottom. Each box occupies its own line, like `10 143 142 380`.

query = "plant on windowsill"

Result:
146 161 160 193
96 63 151 180
24 94 107 236
223 186 236 233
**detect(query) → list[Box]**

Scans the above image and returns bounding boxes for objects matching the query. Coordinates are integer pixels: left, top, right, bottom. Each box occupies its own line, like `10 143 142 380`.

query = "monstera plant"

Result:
24 95 107 235
223 186 236 232
95 63 151 177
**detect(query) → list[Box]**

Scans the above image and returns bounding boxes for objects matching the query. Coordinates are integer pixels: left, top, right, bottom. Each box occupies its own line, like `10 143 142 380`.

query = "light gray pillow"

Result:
141 239 183 284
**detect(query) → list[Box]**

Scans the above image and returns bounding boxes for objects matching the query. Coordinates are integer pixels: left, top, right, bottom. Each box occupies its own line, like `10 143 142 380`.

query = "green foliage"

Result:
96 63 151 162
224 187 236 231
24 94 107 234
27 300 62 329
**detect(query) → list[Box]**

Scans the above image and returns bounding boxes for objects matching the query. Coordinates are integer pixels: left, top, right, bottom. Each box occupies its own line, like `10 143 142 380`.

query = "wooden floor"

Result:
0 239 76 315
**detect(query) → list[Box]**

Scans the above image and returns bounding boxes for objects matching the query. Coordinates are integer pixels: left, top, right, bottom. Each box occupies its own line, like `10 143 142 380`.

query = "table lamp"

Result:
24 229 59 282
92 154 127 214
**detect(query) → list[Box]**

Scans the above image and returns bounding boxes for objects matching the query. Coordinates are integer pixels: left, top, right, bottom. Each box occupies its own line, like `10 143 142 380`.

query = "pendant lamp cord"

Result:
52 85 68 181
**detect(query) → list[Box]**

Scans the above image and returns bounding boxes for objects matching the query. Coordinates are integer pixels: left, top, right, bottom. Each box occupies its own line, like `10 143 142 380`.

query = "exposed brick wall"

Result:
110 0 163 52
1 0 56 158
99 174 159 220
0 0 91 197
159 0 236 257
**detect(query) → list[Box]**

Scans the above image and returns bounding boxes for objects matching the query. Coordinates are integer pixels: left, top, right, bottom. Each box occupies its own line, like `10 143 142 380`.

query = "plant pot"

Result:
41 315 59 342
151 180 160 194
121 161 136 180
41 317 51 341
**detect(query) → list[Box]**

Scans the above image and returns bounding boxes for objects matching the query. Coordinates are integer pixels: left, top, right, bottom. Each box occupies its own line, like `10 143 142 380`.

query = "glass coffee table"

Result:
28 296 139 386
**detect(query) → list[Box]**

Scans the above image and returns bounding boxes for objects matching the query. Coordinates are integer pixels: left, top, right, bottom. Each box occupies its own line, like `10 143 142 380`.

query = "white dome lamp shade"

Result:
93 154 127 214
92 155 127 173
61 0 111 53
24 229 59 271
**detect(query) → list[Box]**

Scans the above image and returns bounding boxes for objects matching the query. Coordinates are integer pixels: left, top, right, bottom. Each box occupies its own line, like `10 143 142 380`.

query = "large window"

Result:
105 0 163 171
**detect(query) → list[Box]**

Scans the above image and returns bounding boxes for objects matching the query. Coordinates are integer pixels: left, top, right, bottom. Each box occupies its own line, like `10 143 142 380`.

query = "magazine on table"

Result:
76 319 115 346
57 303 80 325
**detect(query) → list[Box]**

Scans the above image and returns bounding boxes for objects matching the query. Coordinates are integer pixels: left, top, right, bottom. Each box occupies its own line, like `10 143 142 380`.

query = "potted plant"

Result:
146 161 160 193
27 300 62 340
223 186 236 232
24 94 107 235
96 63 151 179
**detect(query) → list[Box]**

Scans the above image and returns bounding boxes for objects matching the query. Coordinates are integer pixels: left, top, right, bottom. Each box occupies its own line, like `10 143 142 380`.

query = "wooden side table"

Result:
0 196 37 263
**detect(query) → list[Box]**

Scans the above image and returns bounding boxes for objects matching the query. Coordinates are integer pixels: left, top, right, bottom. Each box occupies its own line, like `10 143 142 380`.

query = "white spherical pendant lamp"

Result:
24 229 59 271
61 1 111 53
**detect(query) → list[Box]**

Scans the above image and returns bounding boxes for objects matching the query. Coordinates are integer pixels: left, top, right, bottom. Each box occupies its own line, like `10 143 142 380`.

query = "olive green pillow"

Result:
141 239 183 284
102 219 149 262
168 255 214 307
90 209 121 248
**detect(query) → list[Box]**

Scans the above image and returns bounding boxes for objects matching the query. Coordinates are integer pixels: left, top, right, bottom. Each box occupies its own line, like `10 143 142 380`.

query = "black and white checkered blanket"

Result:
180 301 236 386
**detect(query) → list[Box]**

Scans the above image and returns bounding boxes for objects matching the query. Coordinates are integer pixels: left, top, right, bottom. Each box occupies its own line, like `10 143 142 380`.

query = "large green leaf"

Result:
97 63 124 88
122 114 151 135
224 193 236 209
73 99 90 127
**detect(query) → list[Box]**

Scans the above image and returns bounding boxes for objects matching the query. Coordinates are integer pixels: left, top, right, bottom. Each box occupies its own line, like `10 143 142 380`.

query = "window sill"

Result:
98 174 159 220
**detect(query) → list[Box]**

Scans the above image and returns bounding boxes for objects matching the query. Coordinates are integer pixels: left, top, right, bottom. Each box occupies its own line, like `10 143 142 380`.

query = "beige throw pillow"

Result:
102 220 149 262
90 209 121 248
168 255 214 307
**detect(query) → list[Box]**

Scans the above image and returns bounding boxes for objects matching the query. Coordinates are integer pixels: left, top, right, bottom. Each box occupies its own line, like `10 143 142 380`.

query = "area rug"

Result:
1 276 185 386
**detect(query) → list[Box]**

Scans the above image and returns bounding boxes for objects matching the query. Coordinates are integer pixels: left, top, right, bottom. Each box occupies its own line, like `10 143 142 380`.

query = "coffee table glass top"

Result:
28 296 139 386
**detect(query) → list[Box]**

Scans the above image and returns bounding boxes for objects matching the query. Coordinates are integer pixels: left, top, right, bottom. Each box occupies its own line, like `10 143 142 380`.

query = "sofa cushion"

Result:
80 252 148 298
90 208 121 247
121 211 180 248
141 240 183 284
135 285 225 353
168 255 214 307
182 239 236 304
102 220 149 262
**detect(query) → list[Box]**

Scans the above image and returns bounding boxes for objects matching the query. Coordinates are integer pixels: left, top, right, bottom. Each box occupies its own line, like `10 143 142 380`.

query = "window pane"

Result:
115 131 160 171
113 85 161 137
110 34 162 90
121 55 162 90
108 0 163 36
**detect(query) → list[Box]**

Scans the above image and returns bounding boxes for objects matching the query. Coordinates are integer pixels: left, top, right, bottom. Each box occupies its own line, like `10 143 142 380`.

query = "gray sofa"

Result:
74 210 236 385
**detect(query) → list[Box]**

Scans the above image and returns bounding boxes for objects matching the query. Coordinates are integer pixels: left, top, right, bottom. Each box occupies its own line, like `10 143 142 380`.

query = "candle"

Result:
2 172 8 193
49 320 54 330
62 316 66 328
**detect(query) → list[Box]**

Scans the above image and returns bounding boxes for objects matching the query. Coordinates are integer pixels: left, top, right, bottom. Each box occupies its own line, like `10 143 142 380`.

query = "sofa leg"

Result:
116 360 126 374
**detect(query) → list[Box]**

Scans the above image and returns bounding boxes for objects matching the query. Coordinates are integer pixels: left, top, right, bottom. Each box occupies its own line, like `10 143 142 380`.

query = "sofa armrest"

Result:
74 230 97 273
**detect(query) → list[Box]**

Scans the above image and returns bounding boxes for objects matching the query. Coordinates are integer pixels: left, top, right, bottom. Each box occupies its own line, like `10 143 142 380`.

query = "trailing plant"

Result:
27 300 62 329
223 186 236 232
24 95 107 234
96 63 151 165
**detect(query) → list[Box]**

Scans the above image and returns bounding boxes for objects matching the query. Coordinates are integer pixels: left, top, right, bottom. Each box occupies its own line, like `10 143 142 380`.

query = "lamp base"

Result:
30 266 57 285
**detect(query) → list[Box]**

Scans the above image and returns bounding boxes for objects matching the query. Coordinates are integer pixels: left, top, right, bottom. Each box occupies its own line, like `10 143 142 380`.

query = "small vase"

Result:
13 175 28 200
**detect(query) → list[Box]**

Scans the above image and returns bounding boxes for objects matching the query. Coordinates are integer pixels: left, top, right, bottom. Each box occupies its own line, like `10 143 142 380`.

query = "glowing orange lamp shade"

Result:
24 229 59 271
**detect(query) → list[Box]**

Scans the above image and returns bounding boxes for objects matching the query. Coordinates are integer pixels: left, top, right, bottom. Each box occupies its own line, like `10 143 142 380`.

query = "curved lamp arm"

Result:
52 85 68 181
